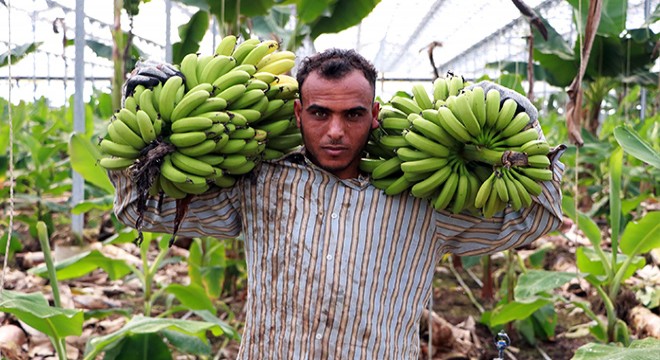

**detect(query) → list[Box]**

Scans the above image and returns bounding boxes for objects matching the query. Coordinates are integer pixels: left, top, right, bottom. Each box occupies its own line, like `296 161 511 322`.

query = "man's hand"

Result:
123 60 185 100
466 80 538 123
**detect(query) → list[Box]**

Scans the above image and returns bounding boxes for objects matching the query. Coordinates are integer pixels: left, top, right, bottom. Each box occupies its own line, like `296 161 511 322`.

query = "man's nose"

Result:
326 116 345 139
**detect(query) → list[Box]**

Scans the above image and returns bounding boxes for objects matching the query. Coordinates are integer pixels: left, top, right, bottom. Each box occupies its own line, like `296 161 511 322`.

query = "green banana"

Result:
432 77 449 102
112 118 146 150
200 55 235 84
391 96 422 115
474 171 496 209
485 88 501 129
173 180 210 195
494 98 518 131
384 175 413 196
136 109 156 143
447 75 464 96
99 139 140 159
229 109 262 124
215 35 237 56
371 156 403 180
452 91 481 137
396 147 431 162
99 156 135 170
436 107 473 143
228 89 267 109
218 154 249 170
265 132 302 151
213 174 237 188
158 76 184 122
516 166 553 182
171 151 215 177
497 111 531 140
218 138 247 154
510 168 543 195
178 139 217 157
450 171 469 214
216 84 248 104
212 70 251 93
171 116 213 133
400 157 449 174
410 165 453 199
402 129 450 157
470 86 486 128
359 158 386 173
138 88 159 121
433 171 459 211
170 89 211 122
116 108 141 134
169 131 208 147
189 98 228 116
521 139 550 156
231 39 261 64
124 96 138 113
412 84 434 110
180 53 200 90
257 118 292 138
495 128 539 147
526 154 551 168
502 170 522 211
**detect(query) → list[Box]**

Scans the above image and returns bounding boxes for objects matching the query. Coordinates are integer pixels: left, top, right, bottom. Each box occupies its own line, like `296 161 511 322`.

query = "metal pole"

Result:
165 0 172 63
71 0 85 238
640 0 651 123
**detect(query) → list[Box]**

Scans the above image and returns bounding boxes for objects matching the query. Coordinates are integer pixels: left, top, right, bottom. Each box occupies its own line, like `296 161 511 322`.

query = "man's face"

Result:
294 70 379 179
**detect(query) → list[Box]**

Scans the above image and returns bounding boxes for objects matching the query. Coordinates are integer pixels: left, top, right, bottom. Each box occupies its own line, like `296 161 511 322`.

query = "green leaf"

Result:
209 0 275 23
164 283 217 314
84 316 227 358
614 125 660 169
0 290 83 339
29 249 133 281
532 303 557 339
609 147 623 250
72 195 114 214
562 196 602 247
514 270 578 300
577 247 645 283
0 42 42 67
298 0 333 23
488 298 552 326
172 10 209 65
310 0 380 39
161 329 211 356
619 211 660 256
571 337 660 360
68 133 115 193
102 333 171 360
567 0 627 38
0 232 23 255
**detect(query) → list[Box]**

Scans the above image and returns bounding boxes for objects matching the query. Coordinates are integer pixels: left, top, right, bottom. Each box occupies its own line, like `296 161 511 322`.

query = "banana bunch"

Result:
362 72 555 217
100 35 303 199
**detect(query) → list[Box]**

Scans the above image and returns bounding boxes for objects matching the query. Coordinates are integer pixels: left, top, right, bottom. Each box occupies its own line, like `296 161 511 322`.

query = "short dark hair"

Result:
296 48 378 99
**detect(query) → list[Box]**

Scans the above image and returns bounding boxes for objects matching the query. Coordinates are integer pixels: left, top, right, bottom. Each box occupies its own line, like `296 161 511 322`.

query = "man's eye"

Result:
313 110 326 118
347 112 362 119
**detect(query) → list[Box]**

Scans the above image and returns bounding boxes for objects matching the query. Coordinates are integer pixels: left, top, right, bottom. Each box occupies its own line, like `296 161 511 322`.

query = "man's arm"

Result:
109 169 243 238
434 81 565 256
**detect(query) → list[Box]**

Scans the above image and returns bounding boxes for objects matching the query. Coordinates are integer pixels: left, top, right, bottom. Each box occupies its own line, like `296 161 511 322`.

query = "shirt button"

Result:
331 213 338 219
326 255 333 260
316 333 322 340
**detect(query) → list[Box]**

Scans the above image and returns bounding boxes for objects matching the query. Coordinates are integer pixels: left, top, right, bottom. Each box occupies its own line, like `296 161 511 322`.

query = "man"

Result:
112 48 564 359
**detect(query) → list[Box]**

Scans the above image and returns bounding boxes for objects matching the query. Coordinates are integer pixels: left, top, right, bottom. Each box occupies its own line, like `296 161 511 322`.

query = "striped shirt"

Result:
111 147 565 360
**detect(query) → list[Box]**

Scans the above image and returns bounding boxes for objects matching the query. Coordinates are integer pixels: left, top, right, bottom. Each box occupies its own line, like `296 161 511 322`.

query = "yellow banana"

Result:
241 40 279 66
256 50 296 71
257 58 295 75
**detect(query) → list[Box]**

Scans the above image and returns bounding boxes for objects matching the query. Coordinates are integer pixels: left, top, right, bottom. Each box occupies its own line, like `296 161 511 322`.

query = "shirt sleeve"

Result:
434 120 566 256
109 169 243 238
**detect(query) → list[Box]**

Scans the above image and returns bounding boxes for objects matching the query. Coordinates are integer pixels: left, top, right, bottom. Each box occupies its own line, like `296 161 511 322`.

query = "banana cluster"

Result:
100 35 303 199
361 72 555 217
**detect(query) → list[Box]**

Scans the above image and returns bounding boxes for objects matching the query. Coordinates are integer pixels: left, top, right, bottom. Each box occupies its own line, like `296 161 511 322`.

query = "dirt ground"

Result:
1 219 658 359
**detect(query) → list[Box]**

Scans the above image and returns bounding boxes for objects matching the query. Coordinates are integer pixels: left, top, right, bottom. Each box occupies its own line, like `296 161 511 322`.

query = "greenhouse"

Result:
1 0 659 359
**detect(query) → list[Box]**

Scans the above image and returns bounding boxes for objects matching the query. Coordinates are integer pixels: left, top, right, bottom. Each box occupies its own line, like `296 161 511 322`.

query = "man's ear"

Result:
294 99 303 128
371 101 380 130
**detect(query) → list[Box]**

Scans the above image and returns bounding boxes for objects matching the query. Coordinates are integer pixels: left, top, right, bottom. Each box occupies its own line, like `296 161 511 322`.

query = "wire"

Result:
1 0 15 295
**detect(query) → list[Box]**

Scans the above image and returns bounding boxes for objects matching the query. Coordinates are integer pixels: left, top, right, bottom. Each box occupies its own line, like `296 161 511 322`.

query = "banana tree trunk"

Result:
112 0 125 110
